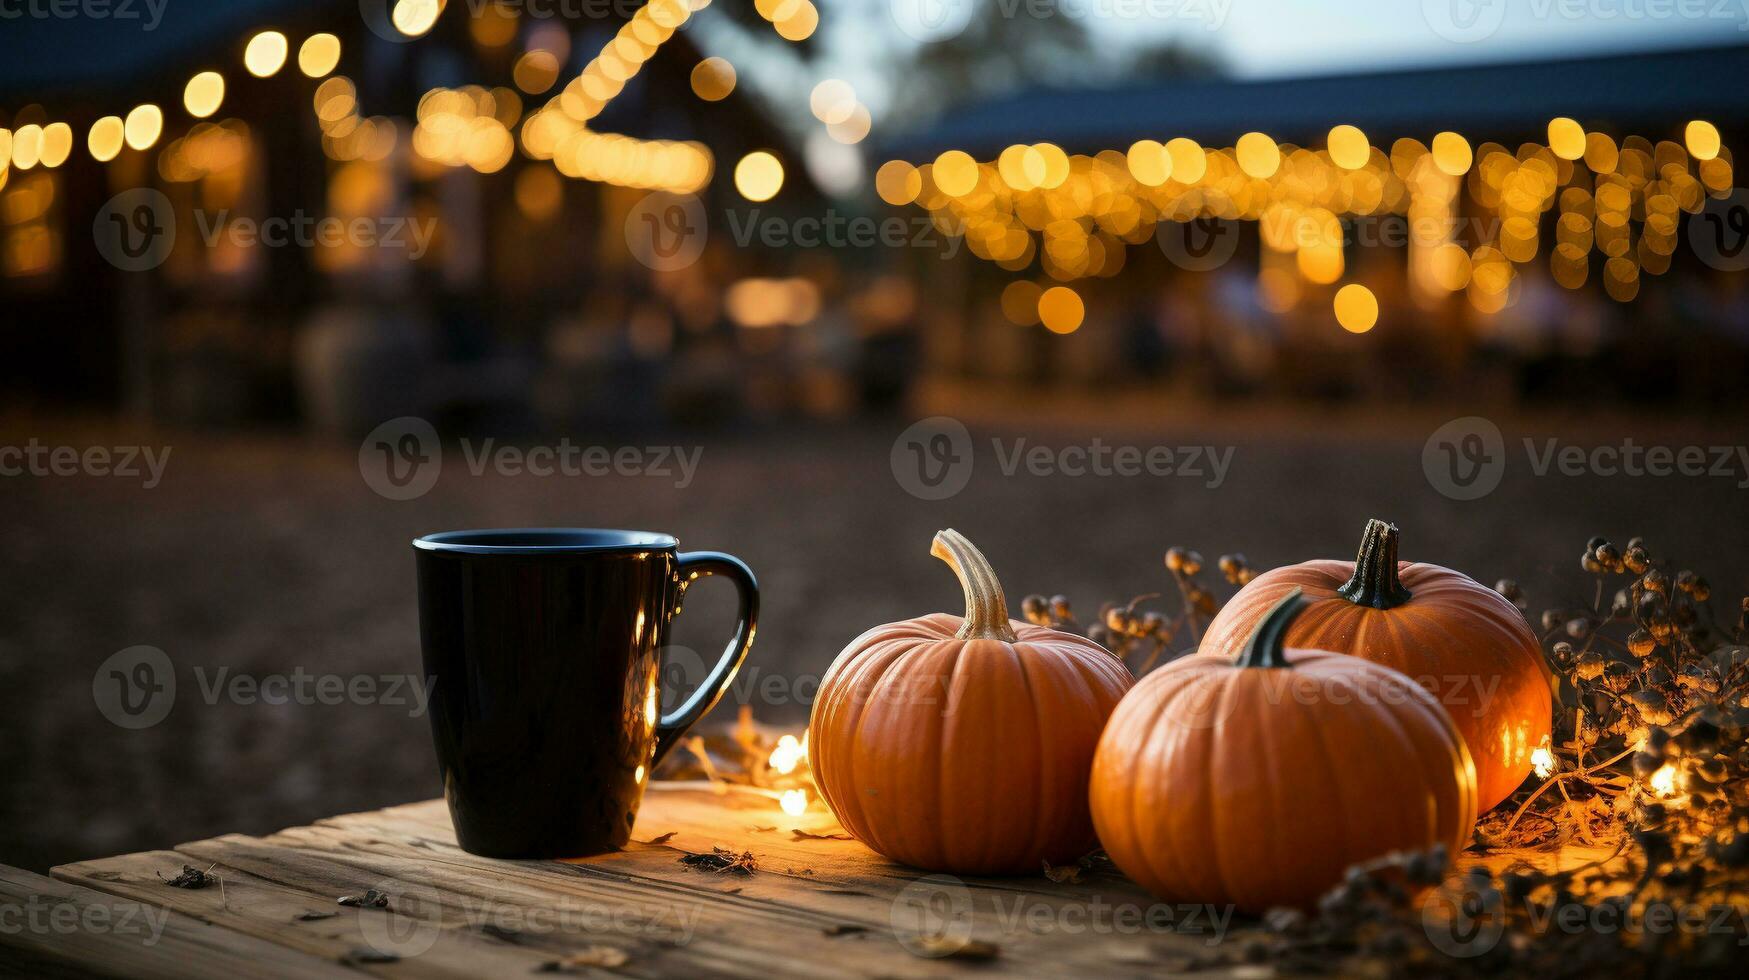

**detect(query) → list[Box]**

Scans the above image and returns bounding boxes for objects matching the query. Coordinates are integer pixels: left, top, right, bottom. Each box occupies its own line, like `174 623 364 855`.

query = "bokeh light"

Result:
690 58 736 101
1333 283 1378 333
298 34 341 77
183 72 226 118
735 150 784 202
123 104 163 151
87 116 124 161
243 31 288 77
1038 285 1084 334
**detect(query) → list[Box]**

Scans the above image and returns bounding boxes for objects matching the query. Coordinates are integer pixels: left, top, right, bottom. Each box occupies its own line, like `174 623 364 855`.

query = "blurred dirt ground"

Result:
3 401 1747 871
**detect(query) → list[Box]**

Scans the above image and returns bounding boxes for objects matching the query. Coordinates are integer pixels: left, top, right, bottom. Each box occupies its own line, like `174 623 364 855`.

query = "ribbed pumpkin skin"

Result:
1089 648 1477 912
809 613 1133 874
1202 560 1550 812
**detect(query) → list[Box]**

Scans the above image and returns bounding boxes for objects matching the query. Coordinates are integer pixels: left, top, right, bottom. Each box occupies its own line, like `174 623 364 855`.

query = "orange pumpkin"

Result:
1202 519 1551 812
808 529 1134 874
1090 590 1478 912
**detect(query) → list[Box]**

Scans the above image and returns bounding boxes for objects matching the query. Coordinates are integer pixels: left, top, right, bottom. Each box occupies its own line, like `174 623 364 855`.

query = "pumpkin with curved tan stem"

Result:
1201 518 1552 811
1090 589 1479 912
808 529 1133 874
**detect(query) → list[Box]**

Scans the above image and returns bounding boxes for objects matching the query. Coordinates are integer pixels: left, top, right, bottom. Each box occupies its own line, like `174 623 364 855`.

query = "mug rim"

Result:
413 528 678 556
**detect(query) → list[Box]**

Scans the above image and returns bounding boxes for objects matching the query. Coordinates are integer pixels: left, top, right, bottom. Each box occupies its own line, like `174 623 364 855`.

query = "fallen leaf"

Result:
338 889 390 909
641 832 678 846
538 945 630 972
911 937 999 961
791 829 852 841
823 923 867 937
294 911 339 922
159 864 218 890
1042 860 1083 884
679 847 757 875
341 948 399 964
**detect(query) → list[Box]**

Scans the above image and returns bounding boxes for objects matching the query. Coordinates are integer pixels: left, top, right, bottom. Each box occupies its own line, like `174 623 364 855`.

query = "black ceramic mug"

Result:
414 529 757 858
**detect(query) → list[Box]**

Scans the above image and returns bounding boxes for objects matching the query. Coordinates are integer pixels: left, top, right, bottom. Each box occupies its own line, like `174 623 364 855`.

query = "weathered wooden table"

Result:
3 783 1605 978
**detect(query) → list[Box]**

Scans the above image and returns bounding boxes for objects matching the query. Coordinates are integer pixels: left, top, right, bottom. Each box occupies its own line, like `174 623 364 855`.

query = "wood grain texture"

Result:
2 783 1603 978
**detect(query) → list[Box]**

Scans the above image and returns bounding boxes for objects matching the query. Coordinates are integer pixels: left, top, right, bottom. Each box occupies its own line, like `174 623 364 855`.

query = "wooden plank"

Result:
0 864 353 980
44 783 1594 978
51 850 559 979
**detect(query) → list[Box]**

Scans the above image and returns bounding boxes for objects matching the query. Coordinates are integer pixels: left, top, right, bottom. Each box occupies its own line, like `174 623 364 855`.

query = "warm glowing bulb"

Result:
1649 763 1677 797
123 104 163 151
1038 286 1084 334
1685 120 1721 162
393 0 443 38
88 116 125 161
299 34 342 77
1327 124 1370 170
38 123 71 168
184 71 226 118
1235 131 1280 179
768 734 803 775
1431 131 1472 176
1530 745 1555 779
244 31 288 77
1547 117 1585 161
1333 283 1378 333
780 789 807 816
932 149 979 197
734 150 784 202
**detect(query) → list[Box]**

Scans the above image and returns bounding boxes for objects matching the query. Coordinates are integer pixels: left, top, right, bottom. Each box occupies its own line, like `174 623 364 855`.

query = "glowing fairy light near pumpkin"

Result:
1531 743 1555 780
780 789 808 816
1649 763 1678 797
767 733 806 776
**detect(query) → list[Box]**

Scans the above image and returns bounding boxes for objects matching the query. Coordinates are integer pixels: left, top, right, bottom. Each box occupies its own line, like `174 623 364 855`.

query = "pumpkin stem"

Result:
1235 588 1306 669
1335 518 1414 610
931 529 1017 642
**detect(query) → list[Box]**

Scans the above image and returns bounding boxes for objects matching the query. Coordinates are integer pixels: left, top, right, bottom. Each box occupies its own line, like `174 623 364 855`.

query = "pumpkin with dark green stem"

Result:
1201 519 1552 811
1090 589 1478 911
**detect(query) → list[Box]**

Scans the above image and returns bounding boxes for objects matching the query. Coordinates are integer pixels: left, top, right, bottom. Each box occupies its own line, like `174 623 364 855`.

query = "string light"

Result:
298 34 341 78
87 117 124 161
122 104 162 151
243 31 288 77
183 72 226 118
734 151 784 202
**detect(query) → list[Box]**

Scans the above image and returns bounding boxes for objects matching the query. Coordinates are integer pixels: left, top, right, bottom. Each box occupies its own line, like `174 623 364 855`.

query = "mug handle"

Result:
653 551 759 766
